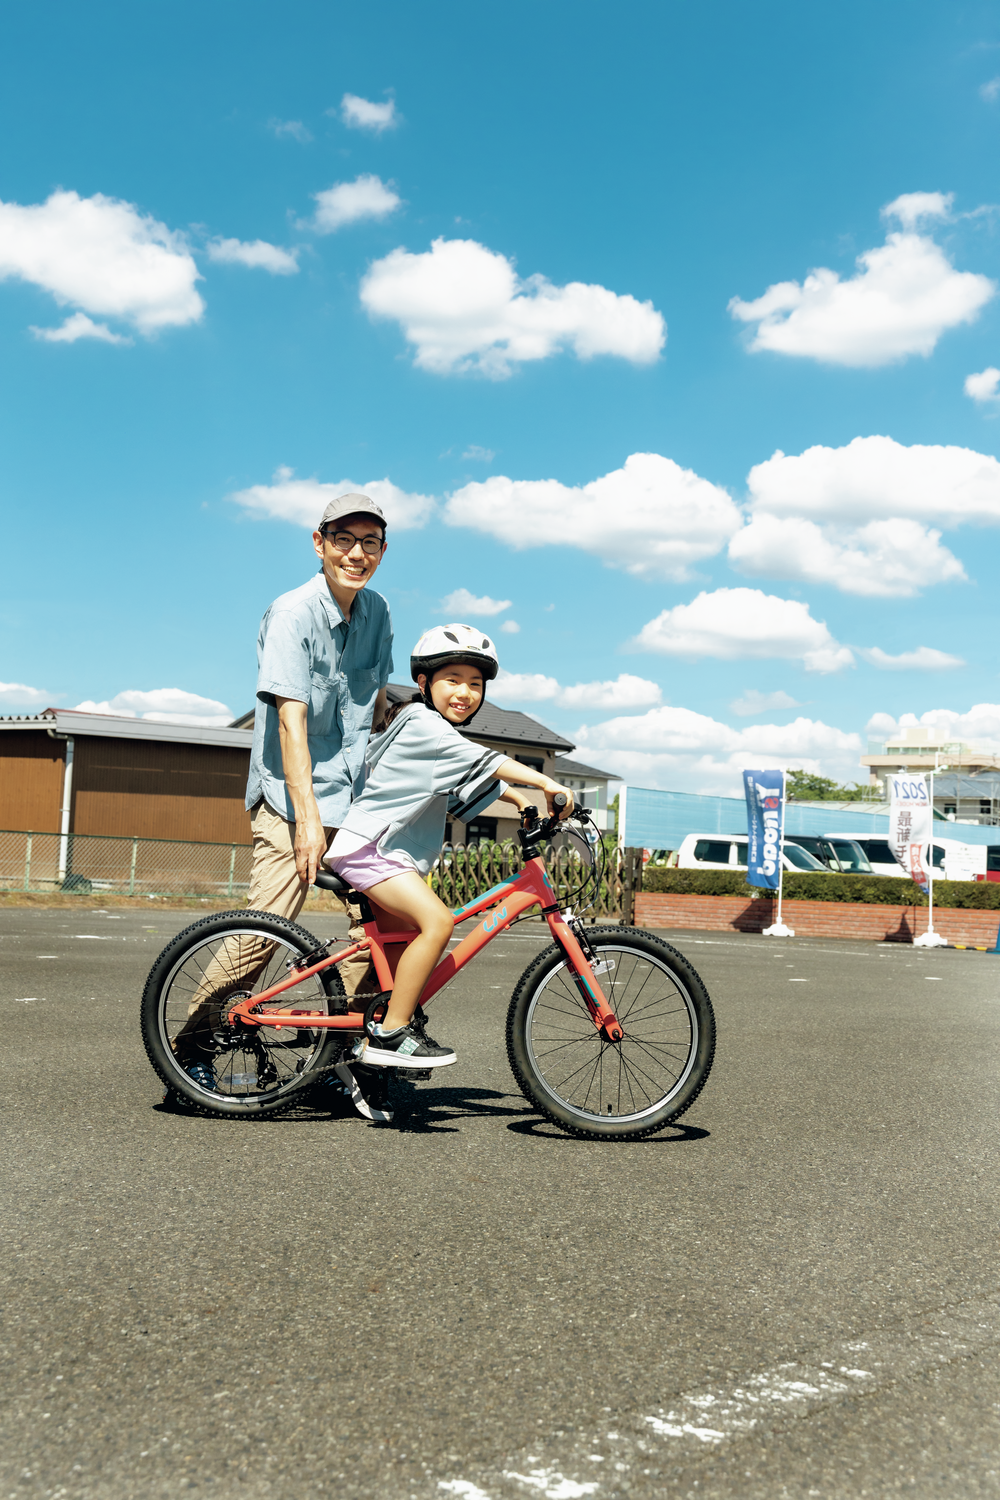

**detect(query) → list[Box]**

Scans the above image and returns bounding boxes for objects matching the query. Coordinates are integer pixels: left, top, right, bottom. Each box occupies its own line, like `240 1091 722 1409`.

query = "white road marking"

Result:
438 1292 1000 1498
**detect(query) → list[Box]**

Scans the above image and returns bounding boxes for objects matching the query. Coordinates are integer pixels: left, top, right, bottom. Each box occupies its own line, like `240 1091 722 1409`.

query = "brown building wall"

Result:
70 736 252 843
0 731 65 831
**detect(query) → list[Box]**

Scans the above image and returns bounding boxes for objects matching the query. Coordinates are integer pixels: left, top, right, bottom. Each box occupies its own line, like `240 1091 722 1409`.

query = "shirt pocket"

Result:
308 669 340 738
343 666 380 734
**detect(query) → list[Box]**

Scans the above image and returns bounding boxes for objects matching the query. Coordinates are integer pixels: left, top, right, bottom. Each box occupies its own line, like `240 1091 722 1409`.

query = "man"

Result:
245 492 392 959
173 494 391 1080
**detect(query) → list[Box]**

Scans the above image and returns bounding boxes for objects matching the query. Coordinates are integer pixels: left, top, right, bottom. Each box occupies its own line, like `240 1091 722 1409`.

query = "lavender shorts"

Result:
326 839 415 892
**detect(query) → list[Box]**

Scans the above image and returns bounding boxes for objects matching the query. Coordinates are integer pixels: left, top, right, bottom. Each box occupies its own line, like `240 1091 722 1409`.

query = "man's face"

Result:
312 513 387 599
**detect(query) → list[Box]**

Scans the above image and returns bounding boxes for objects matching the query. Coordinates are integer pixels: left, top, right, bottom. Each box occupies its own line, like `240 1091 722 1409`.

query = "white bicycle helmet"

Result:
410 623 499 723
410 623 500 683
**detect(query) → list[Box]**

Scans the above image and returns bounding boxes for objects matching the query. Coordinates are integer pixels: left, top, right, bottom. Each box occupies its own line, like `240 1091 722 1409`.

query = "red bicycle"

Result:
140 801 716 1140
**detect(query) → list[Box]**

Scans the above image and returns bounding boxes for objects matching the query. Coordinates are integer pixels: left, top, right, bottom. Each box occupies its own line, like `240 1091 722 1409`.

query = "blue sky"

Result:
5 0 1000 793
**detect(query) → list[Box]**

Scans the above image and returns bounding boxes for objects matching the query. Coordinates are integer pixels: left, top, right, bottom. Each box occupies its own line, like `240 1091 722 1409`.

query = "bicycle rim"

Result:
157 925 339 1107
524 942 700 1125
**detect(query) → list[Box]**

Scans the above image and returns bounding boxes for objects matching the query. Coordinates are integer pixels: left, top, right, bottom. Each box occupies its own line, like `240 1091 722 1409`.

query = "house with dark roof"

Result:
551 754 620 833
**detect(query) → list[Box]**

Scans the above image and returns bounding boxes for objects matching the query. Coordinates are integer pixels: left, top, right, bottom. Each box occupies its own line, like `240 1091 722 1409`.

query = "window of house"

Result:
515 755 544 772
465 817 497 845
981 799 992 816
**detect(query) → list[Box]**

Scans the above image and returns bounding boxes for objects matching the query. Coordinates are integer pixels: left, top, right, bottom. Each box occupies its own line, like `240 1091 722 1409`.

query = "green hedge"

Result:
639 868 1000 909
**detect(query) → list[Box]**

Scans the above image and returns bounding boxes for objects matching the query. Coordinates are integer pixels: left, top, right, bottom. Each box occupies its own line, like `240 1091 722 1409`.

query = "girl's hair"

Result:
373 691 422 734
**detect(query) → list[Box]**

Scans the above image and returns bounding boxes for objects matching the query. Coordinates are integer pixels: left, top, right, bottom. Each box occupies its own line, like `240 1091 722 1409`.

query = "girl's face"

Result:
420 663 485 724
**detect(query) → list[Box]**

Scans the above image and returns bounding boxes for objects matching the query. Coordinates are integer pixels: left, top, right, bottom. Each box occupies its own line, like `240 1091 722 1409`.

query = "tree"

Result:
785 769 873 802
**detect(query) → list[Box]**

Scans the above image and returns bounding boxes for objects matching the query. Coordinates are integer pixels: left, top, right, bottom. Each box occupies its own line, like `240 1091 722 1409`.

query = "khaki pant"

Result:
173 802 375 1057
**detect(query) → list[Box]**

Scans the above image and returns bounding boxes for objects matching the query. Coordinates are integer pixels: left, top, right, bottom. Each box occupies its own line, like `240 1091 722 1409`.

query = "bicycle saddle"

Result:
314 869 352 895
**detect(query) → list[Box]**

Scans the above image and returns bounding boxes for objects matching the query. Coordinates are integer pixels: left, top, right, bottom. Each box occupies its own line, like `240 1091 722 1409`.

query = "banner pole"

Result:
927 767 935 937
913 766 946 948
775 768 786 931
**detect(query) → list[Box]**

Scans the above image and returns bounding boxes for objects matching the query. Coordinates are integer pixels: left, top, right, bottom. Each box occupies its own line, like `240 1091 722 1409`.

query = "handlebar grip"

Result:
553 792 568 809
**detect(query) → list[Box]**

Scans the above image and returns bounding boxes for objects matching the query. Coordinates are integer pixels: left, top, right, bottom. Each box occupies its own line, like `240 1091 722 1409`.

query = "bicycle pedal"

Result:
403 1068 432 1081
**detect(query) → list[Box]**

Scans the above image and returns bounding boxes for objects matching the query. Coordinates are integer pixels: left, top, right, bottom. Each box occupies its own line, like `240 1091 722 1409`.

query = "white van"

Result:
673 834 827 873
837 833 990 883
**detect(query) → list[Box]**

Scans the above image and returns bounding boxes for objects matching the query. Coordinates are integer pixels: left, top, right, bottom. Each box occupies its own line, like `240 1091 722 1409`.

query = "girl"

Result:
325 623 574 1069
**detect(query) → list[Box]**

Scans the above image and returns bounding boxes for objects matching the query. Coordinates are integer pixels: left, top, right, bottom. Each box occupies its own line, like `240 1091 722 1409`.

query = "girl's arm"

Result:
497 784 534 812
495 760 574 820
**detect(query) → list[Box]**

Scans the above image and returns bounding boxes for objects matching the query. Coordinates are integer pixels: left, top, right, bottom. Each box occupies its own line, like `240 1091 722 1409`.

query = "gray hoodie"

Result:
337 702 508 874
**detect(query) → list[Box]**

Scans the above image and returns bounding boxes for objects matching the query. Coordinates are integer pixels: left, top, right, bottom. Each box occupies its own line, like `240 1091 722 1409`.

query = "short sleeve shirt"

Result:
245 571 393 827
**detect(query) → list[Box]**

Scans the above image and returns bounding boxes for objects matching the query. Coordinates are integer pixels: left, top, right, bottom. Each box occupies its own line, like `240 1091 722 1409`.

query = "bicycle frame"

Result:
227 852 624 1041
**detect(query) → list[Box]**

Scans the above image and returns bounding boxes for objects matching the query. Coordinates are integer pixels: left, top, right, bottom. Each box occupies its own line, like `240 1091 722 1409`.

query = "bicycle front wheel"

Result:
140 910 347 1117
506 925 715 1140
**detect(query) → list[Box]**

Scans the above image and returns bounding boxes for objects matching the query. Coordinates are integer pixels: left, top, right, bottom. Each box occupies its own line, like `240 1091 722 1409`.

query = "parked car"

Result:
783 835 873 874
836 832 999 882
673 834 826 873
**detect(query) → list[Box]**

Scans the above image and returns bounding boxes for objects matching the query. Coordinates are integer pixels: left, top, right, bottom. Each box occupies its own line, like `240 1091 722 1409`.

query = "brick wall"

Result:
634 892 1000 947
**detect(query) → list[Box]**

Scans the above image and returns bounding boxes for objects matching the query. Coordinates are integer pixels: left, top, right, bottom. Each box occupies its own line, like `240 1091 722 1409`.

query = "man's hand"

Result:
276 697 328 886
292 813 328 886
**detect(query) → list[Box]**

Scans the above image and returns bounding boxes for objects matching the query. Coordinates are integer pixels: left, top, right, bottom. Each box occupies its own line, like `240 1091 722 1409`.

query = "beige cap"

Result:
318 493 386 531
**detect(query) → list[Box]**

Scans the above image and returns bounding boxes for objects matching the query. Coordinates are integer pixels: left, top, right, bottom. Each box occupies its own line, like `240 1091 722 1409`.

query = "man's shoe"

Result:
184 1061 217 1091
362 1020 456 1070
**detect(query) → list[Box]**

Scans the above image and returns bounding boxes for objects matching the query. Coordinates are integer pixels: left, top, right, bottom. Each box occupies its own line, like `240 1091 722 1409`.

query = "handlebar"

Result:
517 796 592 857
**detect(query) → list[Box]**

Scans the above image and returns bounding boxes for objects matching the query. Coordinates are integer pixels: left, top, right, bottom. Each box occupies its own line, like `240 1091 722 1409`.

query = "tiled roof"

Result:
384 683 574 752
552 754 620 783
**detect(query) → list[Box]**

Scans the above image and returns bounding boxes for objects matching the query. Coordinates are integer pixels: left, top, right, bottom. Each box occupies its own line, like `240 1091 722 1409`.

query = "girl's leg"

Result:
361 872 455 1030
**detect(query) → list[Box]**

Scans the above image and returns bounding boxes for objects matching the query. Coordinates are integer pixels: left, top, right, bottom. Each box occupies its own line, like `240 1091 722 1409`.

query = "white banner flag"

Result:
888 773 932 893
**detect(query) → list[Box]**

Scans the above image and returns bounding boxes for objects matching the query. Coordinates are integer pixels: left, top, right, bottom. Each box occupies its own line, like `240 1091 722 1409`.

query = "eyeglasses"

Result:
322 527 384 557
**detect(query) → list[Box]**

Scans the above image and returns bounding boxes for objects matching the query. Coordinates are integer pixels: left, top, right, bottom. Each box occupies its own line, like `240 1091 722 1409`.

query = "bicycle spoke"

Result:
523 942 700 1124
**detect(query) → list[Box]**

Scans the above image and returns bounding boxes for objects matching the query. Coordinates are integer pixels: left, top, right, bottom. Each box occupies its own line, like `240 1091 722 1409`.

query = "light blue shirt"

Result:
339 702 508 874
246 571 393 827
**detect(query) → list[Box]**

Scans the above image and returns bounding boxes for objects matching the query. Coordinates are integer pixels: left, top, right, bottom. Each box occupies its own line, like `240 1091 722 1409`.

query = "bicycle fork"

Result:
547 912 624 1043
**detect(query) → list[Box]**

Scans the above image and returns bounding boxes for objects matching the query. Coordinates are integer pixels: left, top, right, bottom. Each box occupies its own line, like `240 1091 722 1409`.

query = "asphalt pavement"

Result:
1 905 998 1499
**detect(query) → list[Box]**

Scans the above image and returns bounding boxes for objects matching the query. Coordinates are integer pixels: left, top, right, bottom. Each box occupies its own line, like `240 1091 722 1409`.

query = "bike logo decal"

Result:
483 905 508 934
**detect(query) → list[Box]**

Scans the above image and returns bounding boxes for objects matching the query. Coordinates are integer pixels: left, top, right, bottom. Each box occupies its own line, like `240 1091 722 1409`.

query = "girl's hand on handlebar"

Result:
543 781 574 820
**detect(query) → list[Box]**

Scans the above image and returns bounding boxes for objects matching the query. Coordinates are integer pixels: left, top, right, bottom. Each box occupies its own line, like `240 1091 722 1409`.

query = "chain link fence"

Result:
0 829 253 898
0 827 638 919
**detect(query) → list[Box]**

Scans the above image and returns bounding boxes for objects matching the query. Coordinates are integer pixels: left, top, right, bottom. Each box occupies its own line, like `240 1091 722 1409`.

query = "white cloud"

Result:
728 511 965 597
72 688 233 727
207 238 299 275
869 702 1000 753
307 175 400 234
30 312 131 344
339 94 399 132
462 445 495 462
859 646 965 671
493 669 662 711
981 77 1000 102
0 189 203 336
0 681 52 708
745 435 1000 526
445 452 740 581
439 588 511 617
881 192 953 230
965 366 1000 403
730 689 801 717
729 195 994 366
268 118 312 143
575 705 863 797
229 465 434 531
500 619 520 634
360 237 665 377
630 587 853 674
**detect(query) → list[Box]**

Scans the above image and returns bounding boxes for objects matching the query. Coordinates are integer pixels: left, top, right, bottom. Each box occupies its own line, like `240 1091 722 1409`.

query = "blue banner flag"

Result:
743 769 785 890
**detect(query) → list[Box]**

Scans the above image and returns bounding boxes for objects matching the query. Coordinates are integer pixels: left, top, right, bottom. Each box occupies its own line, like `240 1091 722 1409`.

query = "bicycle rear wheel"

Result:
506 926 715 1140
140 910 348 1117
